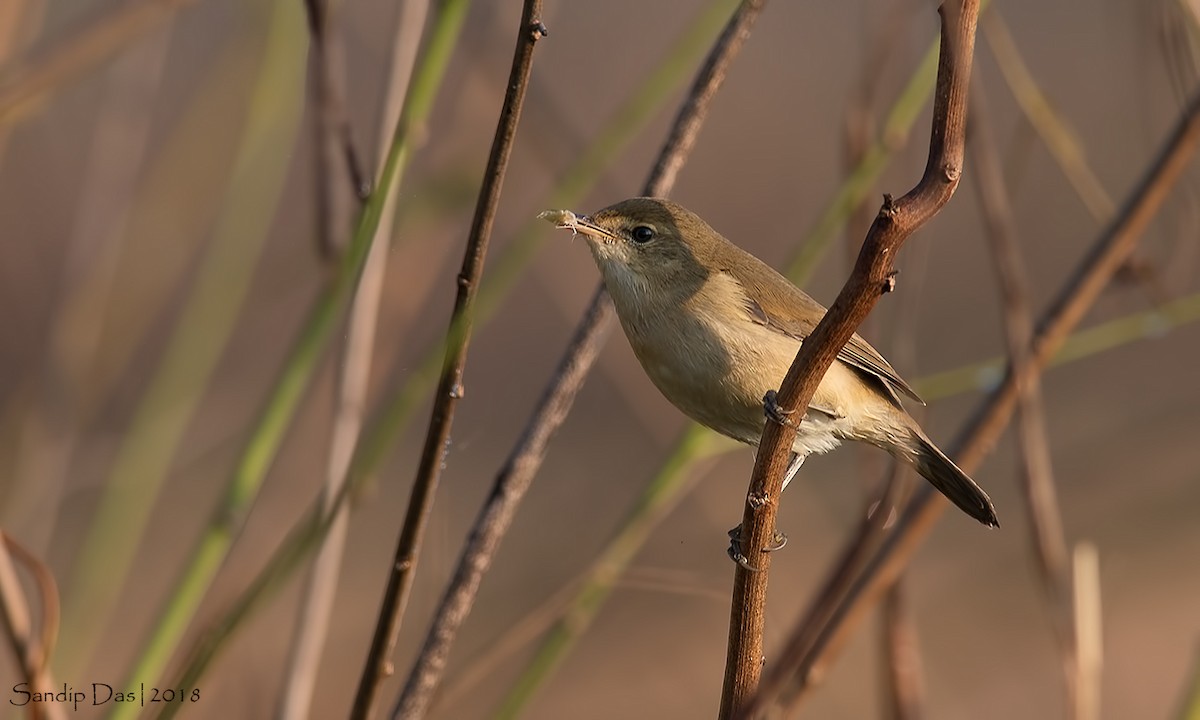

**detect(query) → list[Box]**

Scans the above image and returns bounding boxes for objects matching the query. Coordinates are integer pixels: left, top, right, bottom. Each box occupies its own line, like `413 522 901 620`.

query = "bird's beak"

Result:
537 209 618 242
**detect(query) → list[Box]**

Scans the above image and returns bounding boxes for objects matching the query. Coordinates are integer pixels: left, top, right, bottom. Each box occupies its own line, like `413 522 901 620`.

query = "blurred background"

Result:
1 0 1199 718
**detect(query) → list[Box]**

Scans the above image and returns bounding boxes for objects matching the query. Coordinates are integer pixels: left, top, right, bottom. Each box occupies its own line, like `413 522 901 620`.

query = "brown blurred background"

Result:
2 0 1199 718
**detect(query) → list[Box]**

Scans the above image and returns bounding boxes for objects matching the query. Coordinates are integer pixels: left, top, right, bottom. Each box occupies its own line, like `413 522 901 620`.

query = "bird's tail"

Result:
899 430 999 528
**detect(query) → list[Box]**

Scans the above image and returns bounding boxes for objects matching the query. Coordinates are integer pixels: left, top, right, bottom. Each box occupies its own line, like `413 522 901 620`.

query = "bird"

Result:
539 197 998 530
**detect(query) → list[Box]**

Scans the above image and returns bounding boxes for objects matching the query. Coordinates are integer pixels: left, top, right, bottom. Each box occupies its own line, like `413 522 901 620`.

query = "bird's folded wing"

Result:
733 267 924 406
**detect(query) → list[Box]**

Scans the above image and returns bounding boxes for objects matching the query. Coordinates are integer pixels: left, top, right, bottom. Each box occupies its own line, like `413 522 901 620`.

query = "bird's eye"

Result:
630 225 655 243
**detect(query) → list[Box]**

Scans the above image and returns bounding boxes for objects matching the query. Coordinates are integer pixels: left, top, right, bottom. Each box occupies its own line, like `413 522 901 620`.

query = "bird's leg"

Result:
726 452 805 570
781 451 806 491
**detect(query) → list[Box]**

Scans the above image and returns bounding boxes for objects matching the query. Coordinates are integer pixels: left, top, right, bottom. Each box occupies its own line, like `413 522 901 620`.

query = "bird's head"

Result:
539 197 720 305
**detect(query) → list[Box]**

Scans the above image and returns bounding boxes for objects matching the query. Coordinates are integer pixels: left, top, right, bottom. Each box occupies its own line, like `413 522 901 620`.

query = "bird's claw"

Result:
727 524 788 572
763 389 798 428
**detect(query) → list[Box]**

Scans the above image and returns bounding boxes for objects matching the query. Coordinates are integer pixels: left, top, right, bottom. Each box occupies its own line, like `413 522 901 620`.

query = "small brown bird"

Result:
540 197 998 528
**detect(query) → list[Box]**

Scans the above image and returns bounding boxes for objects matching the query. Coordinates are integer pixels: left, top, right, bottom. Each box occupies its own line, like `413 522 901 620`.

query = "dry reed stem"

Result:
275 2 426 717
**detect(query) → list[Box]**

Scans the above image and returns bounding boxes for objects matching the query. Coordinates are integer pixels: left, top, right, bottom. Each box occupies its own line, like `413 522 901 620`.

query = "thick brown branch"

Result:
390 2 770 717
720 3 981 717
348 4 547 718
756 82 1200 714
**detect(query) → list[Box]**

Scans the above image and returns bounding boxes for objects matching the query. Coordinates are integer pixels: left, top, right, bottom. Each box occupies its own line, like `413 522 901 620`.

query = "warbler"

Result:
540 197 998 528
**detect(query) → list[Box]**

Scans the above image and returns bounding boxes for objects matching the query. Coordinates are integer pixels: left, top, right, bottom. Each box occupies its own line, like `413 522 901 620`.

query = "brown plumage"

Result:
541 197 998 527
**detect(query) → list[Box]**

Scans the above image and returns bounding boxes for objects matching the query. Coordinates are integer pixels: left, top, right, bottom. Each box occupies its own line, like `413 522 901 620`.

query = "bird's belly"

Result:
630 317 847 457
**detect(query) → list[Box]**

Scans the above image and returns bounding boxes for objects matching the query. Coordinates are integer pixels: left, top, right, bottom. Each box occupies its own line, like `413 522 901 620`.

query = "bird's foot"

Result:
763 389 799 428
726 524 788 572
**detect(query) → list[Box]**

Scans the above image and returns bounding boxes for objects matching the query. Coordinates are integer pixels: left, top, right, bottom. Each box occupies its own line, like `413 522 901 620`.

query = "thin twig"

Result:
844 22 928 718
394 289 612 719
758 82 1200 715
0 0 196 123
969 82 1078 715
349 4 548 718
0 532 65 720
0 0 44 156
302 0 368 259
878 232 928 720
276 1 428 717
1072 543 1102 720
881 580 924 720
982 13 1115 222
720 3 981 717
393 3 768 717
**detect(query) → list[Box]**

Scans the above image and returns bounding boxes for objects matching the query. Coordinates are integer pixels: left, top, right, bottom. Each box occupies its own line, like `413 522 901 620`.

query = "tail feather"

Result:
906 433 999 528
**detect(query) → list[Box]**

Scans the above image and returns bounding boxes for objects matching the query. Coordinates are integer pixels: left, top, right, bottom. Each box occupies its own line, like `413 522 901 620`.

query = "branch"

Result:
719 3 981 716
0 532 64 720
348 3 548 718
0 0 196 123
881 580 925 720
302 0 368 259
755 81 1200 714
969 81 1079 716
392 2 769 717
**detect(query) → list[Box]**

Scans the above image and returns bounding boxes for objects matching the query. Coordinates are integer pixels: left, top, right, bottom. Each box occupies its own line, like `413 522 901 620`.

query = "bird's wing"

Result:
723 259 925 406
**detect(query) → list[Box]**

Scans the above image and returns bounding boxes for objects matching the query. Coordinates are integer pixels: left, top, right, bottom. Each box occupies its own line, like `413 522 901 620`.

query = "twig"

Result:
302 0 368 259
349 4 548 717
720 3 981 717
845 21 928 718
641 0 767 198
881 580 924 720
276 1 428 717
878 245 927 720
0 0 196 123
394 288 612 720
969 82 1078 715
394 3 769 717
756 82 1200 715
0 532 65 720
982 13 1115 222
1072 543 1102 720
0 0 43 156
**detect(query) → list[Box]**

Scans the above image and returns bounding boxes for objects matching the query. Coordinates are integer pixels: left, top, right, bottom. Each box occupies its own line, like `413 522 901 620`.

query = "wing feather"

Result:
719 253 924 406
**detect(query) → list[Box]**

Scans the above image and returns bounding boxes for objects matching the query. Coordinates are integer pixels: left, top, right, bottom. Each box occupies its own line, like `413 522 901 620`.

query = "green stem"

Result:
58 0 307 683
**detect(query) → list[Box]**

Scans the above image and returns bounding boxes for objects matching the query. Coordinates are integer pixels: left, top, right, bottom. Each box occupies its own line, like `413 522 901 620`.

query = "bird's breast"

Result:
615 276 804 445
